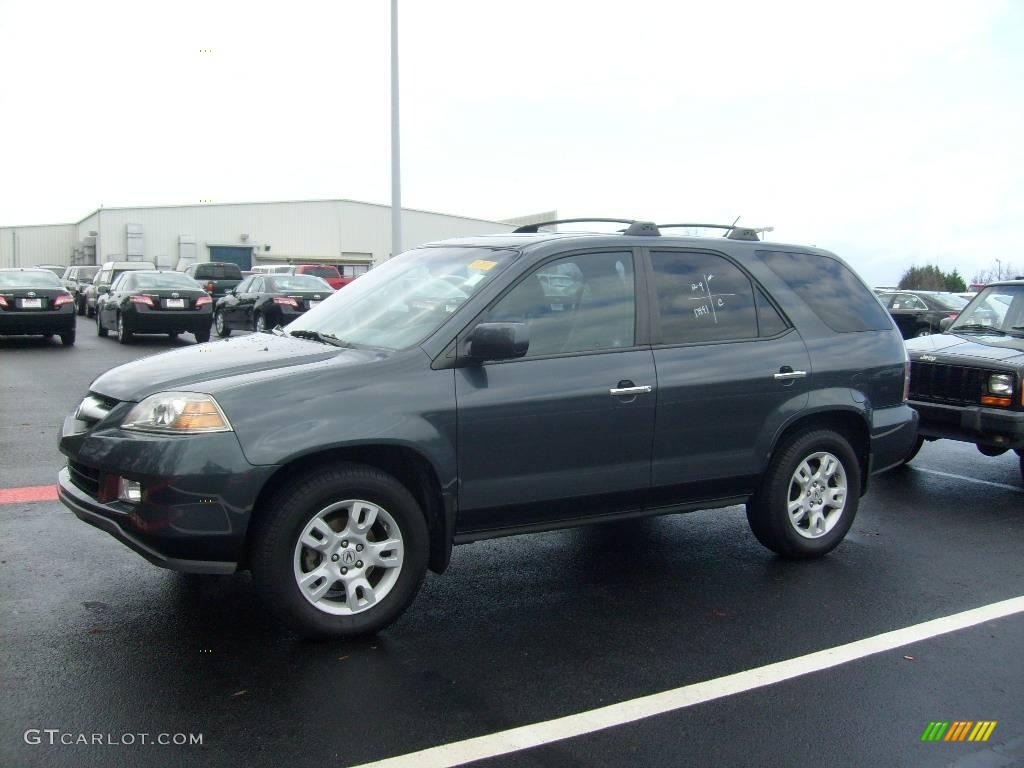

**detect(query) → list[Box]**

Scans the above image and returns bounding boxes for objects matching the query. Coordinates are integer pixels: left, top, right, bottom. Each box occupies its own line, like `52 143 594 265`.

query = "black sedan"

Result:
214 273 334 336
0 268 77 345
96 270 212 344
877 290 969 339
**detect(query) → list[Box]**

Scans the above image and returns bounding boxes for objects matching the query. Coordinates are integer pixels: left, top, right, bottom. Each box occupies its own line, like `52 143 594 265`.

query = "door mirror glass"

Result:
97 285 109 294
939 316 955 332
467 322 529 361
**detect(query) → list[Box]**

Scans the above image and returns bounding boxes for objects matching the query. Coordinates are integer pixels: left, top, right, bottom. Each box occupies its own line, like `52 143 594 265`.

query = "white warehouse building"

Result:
0 198 520 273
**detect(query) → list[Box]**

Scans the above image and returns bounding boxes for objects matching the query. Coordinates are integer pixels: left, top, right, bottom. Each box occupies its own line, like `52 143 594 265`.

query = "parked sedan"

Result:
96 270 213 344
214 273 334 336
0 268 77 345
877 290 968 339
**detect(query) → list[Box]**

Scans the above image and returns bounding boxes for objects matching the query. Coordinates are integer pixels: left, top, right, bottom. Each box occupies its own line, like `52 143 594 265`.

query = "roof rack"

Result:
512 218 660 236
656 223 764 241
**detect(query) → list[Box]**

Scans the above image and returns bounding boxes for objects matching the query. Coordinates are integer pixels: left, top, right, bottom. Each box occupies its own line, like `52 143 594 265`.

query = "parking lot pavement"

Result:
1 318 1021 768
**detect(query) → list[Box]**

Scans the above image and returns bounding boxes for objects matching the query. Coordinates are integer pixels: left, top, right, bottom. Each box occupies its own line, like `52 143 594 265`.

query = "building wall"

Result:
84 200 513 268
0 224 77 268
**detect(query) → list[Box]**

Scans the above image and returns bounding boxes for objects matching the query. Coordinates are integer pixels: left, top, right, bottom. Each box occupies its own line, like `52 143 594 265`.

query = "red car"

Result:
289 265 346 290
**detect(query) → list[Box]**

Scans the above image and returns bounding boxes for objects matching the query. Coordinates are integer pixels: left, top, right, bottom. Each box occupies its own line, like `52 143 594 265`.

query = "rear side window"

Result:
195 264 242 280
650 251 758 344
758 250 892 333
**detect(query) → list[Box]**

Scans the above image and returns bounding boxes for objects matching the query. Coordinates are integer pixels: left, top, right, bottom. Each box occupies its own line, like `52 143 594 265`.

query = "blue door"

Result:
208 246 252 270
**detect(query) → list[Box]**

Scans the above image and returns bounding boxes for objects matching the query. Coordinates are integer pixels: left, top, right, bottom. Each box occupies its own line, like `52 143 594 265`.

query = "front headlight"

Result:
988 374 1014 396
122 392 232 434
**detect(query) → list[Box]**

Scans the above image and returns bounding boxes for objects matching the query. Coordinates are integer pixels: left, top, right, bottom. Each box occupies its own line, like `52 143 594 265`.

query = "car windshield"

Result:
129 272 202 290
300 266 340 278
268 275 333 292
0 270 63 288
930 292 969 310
950 285 1024 334
78 266 99 280
286 246 516 349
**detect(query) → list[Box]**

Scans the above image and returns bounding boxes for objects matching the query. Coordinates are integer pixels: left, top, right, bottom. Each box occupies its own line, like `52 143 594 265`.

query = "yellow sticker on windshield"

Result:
468 259 497 271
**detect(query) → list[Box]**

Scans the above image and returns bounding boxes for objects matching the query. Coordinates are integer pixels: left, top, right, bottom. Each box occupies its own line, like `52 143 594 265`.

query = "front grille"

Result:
909 362 986 406
68 460 100 497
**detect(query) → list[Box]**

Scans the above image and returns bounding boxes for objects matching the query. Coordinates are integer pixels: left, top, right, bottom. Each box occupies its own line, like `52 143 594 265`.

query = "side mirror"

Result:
939 317 955 332
97 285 109 294
467 322 529 361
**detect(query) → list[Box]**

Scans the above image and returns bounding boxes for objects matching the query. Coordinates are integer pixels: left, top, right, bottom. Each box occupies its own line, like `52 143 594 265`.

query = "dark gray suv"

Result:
57 221 917 638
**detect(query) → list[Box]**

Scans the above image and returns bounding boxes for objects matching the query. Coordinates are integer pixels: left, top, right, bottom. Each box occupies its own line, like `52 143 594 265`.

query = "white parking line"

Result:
912 466 1023 493
351 596 1024 768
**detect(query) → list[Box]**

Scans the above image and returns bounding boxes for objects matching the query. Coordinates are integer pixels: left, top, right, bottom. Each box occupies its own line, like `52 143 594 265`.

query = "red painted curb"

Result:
0 485 59 504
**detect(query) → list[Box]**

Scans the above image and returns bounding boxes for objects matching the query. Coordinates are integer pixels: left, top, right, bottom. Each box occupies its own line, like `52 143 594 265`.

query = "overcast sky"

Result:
1 0 1022 284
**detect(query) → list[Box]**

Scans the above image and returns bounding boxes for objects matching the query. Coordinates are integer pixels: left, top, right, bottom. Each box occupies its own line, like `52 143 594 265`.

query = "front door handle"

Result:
773 366 807 381
609 385 653 396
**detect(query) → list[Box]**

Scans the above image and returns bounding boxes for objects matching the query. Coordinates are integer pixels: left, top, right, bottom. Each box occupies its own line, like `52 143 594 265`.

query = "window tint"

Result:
756 288 789 336
651 251 757 344
234 277 253 293
759 250 892 333
485 251 635 357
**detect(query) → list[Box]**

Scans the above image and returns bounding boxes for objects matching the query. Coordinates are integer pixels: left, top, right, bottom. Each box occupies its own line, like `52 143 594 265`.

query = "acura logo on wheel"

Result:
341 550 356 566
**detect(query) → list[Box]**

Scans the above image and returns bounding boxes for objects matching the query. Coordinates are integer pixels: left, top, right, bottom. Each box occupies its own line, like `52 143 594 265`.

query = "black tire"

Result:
116 312 132 344
194 328 211 343
60 329 76 346
96 312 108 337
254 312 266 333
897 435 925 467
746 428 861 559
214 310 231 337
86 303 95 319
76 297 86 316
250 463 429 639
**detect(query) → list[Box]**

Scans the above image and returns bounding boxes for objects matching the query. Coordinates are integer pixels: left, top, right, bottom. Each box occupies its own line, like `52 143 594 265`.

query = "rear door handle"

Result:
609 385 653 396
773 368 807 381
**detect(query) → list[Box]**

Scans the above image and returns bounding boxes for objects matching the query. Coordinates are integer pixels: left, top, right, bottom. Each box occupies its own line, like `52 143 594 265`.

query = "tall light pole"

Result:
390 0 402 257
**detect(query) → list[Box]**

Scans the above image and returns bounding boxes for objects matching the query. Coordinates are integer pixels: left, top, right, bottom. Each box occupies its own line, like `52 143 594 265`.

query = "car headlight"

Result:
988 374 1014 396
122 392 232 434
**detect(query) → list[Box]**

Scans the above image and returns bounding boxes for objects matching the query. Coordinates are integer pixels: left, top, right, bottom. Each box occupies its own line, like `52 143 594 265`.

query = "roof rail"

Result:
656 223 763 241
512 218 660 236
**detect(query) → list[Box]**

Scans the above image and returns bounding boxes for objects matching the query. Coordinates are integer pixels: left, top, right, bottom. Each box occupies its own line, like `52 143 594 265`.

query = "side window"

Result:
755 288 789 337
250 277 264 293
651 251 758 344
484 251 635 357
759 250 892 333
235 277 252 293
897 294 925 310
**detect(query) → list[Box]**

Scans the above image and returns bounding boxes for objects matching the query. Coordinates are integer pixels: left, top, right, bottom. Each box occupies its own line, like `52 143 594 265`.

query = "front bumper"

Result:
0 307 75 335
869 404 920 474
58 414 277 571
910 400 1024 450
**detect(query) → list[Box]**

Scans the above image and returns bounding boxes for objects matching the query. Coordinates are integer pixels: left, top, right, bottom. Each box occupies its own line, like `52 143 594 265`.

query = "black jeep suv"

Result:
904 279 1024 479
57 220 917 638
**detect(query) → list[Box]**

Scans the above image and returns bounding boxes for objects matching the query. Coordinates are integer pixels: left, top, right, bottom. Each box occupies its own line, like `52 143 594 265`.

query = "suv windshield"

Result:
287 246 515 349
930 292 969 310
950 285 1024 335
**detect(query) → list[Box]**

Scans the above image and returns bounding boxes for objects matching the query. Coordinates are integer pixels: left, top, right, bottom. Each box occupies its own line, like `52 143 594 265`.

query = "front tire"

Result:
747 429 861 558
215 310 231 337
250 463 429 639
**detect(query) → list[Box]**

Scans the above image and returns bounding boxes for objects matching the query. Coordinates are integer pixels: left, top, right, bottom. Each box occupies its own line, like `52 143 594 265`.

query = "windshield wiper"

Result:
952 324 1006 335
288 329 355 348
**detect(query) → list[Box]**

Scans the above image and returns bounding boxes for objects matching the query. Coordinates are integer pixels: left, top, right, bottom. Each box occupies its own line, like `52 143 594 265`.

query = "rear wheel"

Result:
214 310 231 337
254 313 267 333
194 328 211 343
250 464 428 639
60 328 76 346
116 312 132 344
76 296 86 316
747 428 861 558
96 312 107 337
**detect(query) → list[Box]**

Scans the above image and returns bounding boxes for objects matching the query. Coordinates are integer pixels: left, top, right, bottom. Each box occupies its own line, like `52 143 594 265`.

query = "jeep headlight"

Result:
987 374 1014 397
122 392 232 434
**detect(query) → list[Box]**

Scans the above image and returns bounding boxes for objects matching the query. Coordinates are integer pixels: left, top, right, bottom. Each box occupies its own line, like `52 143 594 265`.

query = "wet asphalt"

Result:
1 317 1022 768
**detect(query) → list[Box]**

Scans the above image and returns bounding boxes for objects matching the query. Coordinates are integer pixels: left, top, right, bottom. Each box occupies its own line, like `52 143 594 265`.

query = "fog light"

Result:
118 478 142 503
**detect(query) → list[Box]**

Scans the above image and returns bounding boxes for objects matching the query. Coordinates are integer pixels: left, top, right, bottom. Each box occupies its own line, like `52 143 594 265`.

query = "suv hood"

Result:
90 333 348 402
905 332 1024 363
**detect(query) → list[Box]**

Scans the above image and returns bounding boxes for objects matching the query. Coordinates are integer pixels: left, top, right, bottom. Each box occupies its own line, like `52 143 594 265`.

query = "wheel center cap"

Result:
339 549 357 567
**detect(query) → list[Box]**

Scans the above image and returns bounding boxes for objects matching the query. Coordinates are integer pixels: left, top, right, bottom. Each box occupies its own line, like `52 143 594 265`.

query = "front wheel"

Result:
747 429 861 558
250 464 429 639
96 312 108 337
214 310 231 337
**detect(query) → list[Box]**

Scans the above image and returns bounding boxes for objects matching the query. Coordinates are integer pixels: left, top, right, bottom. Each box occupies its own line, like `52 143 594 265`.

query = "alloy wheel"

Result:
786 451 847 539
